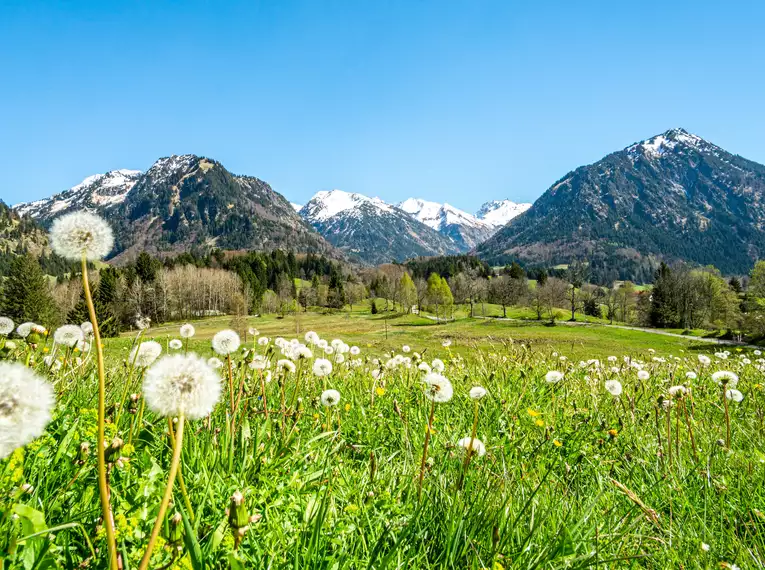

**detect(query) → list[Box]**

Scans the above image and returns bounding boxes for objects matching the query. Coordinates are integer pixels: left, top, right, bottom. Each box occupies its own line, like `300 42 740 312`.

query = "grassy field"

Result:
2 310 763 569
118 307 724 363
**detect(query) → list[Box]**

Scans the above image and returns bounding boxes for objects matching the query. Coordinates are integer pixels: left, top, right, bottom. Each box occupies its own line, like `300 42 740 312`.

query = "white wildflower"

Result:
423 373 453 403
212 330 241 355
313 358 333 377
469 386 487 400
0 317 13 336
712 370 739 387
169 339 183 350
604 379 622 396
142 354 221 419
179 324 195 339
49 211 114 261
320 389 341 407
725 389 744 403
457 437 486 457
53 325 84 348
0 362 55 459
545 370 564 383
129 341 163 368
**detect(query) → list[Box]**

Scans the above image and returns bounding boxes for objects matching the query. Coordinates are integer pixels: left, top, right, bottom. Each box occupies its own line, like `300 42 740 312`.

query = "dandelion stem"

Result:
139 414 185 570
417 400 436 502
81 257 119 570
168 418 195 522
666 404 672 470
458 400 480 490
723 386 731 449
259 369 269 420
682 399 698 462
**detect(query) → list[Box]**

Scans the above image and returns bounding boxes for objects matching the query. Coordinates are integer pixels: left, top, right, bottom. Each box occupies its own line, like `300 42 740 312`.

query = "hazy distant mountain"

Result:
476 128 765 281
397 198 494 250
299 190 461 264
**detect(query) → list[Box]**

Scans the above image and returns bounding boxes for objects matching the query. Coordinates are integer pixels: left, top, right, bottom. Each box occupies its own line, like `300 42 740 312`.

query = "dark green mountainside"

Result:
475 128 765 282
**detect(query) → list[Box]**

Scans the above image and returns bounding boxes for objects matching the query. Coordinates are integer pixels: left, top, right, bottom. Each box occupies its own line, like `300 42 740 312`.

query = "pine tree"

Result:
1 254 57 325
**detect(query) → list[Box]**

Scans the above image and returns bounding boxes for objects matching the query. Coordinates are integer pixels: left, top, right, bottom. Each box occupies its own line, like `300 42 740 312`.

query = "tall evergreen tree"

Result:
1 254 57 325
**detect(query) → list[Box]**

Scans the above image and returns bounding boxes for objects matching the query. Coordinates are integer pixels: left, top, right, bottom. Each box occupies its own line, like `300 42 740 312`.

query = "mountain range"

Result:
476 128 765 280
14 160 529 265
11 127 765 280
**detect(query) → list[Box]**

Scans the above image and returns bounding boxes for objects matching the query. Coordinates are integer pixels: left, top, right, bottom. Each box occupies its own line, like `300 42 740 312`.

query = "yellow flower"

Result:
553 439 562 447
527 409 541 417
608 429 618 438
375 387 385 396
344 403 351 412
313 414 320 421
42 347 49 353
535 419 545 427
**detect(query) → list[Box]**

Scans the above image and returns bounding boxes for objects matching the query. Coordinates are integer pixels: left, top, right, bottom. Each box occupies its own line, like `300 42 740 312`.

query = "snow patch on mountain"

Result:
300 189 394 222
15 168 142 220
476 200 532 227
398 198 491 232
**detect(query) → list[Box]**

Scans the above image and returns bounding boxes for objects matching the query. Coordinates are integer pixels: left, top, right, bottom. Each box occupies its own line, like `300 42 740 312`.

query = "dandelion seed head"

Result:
423 373 453 403
212 330 241 355
129 341 163 368
142 354 221 419
0 362 55 459
80 322 94 337
321 389 341 407
698 354 712 366
53 325 84 348
725 388 744 403
179 324 195 339
431 358 445 373
545 370 564 383
668 385 687 397
712 370 739 387
207 357 223 369
469 386 487 400
0 317 14 336
277 359 296 373
604 379 623 396
257 336 270 346
457 437 486 457
313 358 333 377
16 322 37 339
49 211 114 261
637 370 650 381
169 339 183 350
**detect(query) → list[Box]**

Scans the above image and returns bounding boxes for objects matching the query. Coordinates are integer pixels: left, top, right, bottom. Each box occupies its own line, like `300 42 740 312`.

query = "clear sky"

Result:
2 0 764 212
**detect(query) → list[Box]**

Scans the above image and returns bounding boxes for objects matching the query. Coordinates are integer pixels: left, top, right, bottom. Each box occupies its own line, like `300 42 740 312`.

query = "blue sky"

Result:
2 1 764 211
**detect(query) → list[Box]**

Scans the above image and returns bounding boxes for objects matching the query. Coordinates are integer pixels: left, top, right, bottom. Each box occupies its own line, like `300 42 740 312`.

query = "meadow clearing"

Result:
2 302 764 569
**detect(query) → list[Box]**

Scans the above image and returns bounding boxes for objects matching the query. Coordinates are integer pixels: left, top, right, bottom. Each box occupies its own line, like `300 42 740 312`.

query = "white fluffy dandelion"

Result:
304 331 319 344
698 354 711 366
80 321 94 337
277 359 296 373
712 370 739 387
129 341 163 368
685 371 697 380
320 389 341 407
53 325 85 348
169 339 183 350
431 358 445 373
207 357 223 369
179 324 195 339
249 355 269 370
423 373 453 403
0 362 55 459
402 345 411 353
350 346 360 356
545 370 564 383
0 317 14 336
469 386 487 400
457 437 486 457
313 358 332 377
604 379 623 396
142 354 221 419
442 339 452 348
16 322 36 339
49 211 114 261
212 330 241 355
257 336 270 346
669 385 687 397
725 388 744 403
637 370 650 381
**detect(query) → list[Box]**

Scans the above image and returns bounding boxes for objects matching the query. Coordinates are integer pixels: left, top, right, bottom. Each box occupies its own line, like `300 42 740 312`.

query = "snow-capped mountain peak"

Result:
300 189 394 222
626 128 718 159
476 199 532 227
15 168 143 222
398 198 490 232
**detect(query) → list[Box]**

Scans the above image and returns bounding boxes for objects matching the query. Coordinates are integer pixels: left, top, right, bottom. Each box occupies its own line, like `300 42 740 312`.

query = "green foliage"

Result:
1 253 58 324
